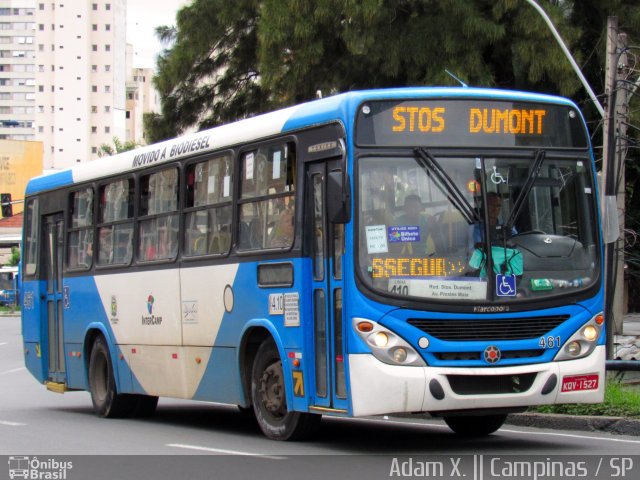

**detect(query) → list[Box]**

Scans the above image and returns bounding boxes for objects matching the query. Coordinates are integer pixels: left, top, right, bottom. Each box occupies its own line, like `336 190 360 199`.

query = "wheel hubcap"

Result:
259 361 285 418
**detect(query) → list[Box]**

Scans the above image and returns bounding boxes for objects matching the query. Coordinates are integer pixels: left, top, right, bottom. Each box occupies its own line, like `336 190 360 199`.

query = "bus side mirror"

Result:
327 170 351 224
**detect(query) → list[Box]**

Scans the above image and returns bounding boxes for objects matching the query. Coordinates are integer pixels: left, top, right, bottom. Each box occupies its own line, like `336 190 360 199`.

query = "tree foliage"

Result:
150 0 640 138
97 137 138 158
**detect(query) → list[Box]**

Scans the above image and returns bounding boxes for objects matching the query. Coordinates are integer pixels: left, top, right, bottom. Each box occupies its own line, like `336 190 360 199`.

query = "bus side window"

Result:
183 153 233 257
238 143 296 251
138 167 179 262
67 188 94 270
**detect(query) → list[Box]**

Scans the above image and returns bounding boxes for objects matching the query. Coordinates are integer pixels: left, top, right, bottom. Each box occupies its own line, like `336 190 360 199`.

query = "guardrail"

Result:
606 360 640 371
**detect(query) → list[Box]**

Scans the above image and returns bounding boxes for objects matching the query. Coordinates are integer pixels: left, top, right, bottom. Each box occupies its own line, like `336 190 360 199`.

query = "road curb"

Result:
506 412 640 436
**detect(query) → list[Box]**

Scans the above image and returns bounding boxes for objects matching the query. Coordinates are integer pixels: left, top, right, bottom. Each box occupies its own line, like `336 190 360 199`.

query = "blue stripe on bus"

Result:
25 170 74 195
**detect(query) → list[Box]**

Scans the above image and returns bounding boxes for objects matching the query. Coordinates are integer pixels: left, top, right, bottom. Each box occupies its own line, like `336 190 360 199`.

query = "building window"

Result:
91 105 97 113
104 85 110 93
38 126 43 133
91 65 97 72
104 106 110 113
39 3 44 10
91 126 97 133
92 24 97 31
92 44 97 52
38 85 43 92
105 65 110 72
92 147 97 154
91 85 97 93
105 126 110 134
105 24 110 31
105 44 110 52
125 111 130 119
92 3 97 10
106 4 111 11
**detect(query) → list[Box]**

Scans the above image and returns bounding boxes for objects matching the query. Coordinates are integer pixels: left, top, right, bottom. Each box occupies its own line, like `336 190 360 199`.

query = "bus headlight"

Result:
352 317 426 367
554 313 603 362
374 332 389 347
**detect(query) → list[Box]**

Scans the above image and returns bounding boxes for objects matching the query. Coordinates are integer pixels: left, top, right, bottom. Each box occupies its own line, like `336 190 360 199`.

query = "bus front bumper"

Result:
348 345 606 417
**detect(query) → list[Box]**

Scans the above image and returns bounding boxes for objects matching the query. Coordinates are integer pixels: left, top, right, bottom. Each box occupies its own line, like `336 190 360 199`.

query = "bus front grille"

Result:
408 316 569 341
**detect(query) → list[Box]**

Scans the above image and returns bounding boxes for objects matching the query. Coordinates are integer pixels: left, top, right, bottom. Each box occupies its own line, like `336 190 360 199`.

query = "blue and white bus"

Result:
21 87 605 439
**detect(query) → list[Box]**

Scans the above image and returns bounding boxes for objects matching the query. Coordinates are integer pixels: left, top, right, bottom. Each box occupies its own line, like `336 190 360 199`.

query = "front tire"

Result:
251 340 320 440
88 335 139 418
443 414 507 436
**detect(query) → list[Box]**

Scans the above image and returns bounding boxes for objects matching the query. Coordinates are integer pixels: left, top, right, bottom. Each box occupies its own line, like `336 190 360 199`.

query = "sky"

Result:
126 0 192 69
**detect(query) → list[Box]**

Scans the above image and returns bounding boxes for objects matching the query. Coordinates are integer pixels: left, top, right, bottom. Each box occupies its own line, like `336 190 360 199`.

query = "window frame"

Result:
236 139 297 254
182 150 234 260
66 186 95 272
136 164 180 265
95 176 135 269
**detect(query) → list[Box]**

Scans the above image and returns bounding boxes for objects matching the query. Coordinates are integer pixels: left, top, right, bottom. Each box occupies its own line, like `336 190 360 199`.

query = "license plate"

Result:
561 374 599 392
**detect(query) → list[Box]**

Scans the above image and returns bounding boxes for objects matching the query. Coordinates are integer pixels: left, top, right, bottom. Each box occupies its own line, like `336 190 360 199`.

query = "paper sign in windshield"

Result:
388 226 420 243
366 225 388 254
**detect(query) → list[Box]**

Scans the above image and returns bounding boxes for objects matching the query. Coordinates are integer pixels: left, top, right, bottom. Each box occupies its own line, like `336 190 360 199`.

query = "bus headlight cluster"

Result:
554 313 604 362
353 318 426 367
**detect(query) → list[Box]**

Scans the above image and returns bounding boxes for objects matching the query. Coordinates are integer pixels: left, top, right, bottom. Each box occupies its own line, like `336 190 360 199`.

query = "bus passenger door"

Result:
306 160 348 413
42 213 66 384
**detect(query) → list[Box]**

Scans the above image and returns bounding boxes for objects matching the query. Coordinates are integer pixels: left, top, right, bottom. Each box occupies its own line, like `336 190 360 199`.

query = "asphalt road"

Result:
1 315 640 480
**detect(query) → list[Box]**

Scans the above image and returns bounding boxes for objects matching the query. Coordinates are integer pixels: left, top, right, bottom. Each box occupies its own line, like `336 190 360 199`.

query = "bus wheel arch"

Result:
239 326 273 408
250 338 320 440
86 332 157 418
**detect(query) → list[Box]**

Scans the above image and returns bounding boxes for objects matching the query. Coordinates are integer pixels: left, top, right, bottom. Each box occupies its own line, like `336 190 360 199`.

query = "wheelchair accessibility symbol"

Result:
496 274 517 297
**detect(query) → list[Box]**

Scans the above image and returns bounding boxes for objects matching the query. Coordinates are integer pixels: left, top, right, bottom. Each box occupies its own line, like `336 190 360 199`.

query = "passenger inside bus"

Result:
269 208 294 248
473 192 517 245
392 194 436 256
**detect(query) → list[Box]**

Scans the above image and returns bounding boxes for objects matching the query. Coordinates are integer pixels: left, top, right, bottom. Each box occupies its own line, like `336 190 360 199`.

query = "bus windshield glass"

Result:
357 154 599 303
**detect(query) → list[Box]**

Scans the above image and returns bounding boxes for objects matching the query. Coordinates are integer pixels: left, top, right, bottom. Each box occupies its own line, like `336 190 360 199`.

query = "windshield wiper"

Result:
504 149 546 233
414 148 479 224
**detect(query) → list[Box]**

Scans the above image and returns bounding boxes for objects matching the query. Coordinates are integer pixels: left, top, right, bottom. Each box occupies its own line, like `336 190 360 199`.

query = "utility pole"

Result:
602 17 629 357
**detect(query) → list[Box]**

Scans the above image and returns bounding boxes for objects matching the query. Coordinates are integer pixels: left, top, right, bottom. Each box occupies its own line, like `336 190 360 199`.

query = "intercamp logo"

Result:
8 456 73 480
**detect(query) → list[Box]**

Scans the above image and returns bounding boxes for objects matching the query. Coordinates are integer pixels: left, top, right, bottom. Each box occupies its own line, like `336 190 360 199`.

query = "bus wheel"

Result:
443 414 507 436
88 335 137 418
251 340 320 440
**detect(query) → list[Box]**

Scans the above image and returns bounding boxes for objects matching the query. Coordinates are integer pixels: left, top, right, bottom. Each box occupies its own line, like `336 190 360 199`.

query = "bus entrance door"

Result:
307 160 349 413
42 214 66 384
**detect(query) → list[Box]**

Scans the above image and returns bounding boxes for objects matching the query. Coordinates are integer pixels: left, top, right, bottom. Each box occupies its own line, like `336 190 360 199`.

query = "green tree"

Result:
7 247 19 267
97 137 139 157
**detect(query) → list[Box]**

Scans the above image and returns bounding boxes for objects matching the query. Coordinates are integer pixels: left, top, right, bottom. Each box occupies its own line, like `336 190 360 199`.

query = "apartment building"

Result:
35 0 126 169
0 0 36 142
125 44 158 146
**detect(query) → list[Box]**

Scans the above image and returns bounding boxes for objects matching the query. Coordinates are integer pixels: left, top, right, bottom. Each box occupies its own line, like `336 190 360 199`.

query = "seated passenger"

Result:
270 209 294 248
474 192 517 245
392 194 436 256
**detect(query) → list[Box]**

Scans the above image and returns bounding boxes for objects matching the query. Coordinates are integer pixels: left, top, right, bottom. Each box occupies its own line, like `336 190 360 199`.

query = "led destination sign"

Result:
356 99 588 148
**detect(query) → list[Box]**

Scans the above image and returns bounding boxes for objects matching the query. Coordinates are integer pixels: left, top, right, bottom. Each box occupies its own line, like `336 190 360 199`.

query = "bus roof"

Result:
25 87 578 196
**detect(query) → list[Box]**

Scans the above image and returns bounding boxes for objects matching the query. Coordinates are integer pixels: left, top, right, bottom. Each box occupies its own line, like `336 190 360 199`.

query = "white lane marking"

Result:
0 367 25 376
0 420 26 426
500 428 640 444
337 416 640 445
0 342 7 346
166 443 286 459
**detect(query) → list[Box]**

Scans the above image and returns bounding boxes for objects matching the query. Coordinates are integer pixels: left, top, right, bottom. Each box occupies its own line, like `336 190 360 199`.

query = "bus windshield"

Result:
357 153 599 303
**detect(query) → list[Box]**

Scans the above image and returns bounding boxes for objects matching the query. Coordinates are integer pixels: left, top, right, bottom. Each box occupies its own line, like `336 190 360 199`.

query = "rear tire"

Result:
251 340 320 440
88 335 138 418
443 414 507 436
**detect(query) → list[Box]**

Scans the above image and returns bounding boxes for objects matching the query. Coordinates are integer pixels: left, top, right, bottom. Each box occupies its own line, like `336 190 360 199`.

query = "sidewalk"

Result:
506 412 640 436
